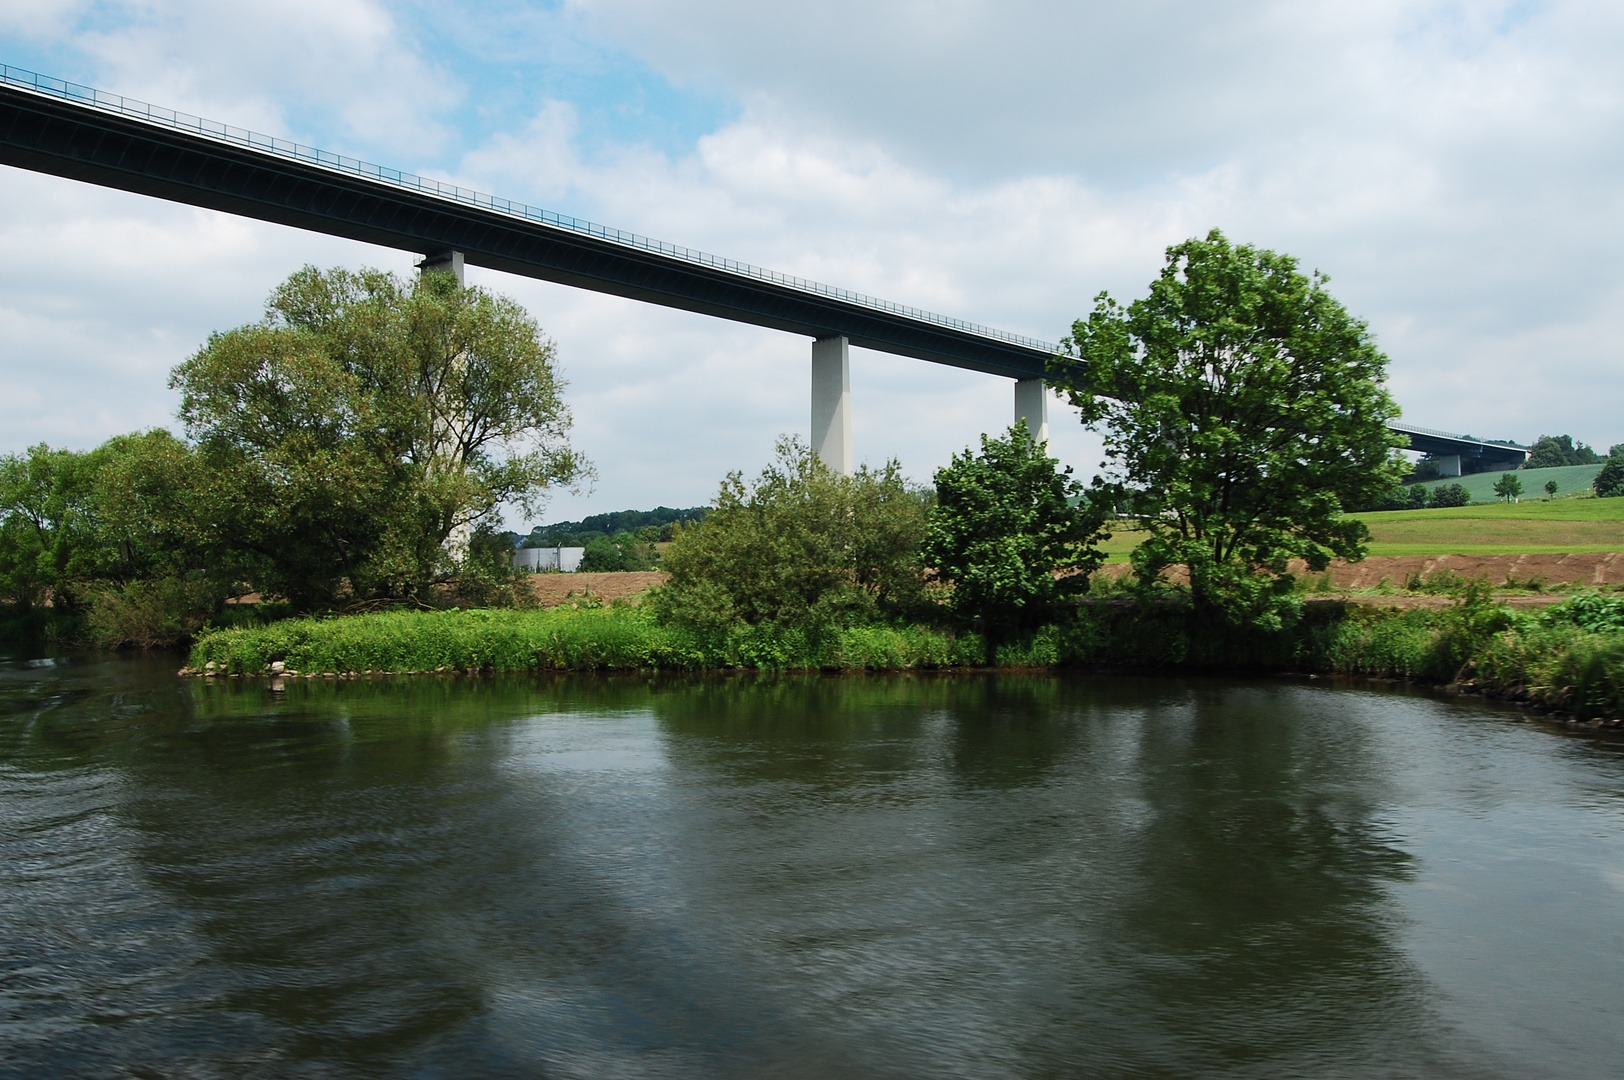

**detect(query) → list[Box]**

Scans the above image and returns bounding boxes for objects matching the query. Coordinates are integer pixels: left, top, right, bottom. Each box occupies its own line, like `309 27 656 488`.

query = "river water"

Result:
2 652 1622 1079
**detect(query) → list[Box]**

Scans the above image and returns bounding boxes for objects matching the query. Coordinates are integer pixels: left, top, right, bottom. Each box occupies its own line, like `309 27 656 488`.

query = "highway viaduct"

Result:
0 65 1065 474
0 65 1522 476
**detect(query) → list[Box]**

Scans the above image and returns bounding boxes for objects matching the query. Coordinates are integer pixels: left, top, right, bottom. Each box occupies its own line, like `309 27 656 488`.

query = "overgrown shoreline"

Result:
184 595 1624 725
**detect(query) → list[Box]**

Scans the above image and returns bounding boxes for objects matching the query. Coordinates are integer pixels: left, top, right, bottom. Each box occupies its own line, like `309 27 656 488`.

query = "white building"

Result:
512 546 585 573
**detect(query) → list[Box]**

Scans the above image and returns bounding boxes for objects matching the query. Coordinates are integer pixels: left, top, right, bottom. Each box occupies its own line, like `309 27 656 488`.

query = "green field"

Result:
1353 497 1624 555
1408 463 1603 504
1099 497 1624 560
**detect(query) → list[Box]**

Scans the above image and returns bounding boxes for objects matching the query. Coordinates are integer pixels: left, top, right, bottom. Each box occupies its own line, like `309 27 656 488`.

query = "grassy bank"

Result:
1099 498 1624 561
185 604 985 675
1351 499 1624 556
187 595 1624 721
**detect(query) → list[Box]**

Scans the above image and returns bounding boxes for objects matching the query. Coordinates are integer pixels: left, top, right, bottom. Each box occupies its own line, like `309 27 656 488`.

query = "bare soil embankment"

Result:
524 571 668 607
519 554 1624 611
1099 552 1624 608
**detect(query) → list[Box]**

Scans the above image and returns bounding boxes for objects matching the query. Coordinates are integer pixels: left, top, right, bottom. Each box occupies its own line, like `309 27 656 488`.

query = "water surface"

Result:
2 654 1622 1078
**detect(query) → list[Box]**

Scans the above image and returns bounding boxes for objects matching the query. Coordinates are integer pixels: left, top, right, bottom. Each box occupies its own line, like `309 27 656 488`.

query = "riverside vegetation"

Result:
7 238 1624 721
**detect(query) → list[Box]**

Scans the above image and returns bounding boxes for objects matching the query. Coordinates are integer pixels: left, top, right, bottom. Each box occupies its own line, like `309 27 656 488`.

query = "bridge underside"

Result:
1394 427 1528 476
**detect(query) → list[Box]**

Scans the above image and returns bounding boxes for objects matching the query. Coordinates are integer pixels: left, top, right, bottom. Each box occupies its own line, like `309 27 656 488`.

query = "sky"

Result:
1 0 1621 528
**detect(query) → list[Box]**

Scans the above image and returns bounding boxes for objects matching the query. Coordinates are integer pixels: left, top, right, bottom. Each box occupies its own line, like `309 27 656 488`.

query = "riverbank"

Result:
185 595 1624 722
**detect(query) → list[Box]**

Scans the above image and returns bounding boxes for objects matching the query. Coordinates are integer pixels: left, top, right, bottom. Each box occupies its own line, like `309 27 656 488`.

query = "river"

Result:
2 652 1622 1078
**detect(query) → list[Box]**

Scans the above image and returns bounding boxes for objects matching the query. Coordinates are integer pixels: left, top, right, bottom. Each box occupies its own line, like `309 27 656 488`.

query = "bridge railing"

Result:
1388 421 1528 452
2 63 1061 358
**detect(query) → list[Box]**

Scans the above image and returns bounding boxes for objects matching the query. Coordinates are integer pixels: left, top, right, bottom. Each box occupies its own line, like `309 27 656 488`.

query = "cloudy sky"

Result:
2 0 1621 526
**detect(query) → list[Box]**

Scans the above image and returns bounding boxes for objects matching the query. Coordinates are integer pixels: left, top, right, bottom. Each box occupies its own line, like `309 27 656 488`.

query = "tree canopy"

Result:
1493 473 1524 502
1055 229 1406 625
650 437 927 632
920 422 1109 646
1525 434 1603 469
171 266 587 608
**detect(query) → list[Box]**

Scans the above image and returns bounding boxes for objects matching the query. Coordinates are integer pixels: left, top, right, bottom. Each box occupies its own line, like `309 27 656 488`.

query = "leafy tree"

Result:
1544 479 1559 499
1526 434 1601 469
1056 229 1406 627
578 535 624 572
651 437 927 631
1596 458 1624 498
170 266 587 609
0 444 99 611
0 433 226 642
1429 483 1471 508
920 422 1110 648
1492 472 1524 502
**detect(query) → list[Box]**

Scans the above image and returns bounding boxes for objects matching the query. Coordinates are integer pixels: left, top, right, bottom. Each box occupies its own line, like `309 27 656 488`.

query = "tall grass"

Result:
188 605 972 675
186 595 1624 720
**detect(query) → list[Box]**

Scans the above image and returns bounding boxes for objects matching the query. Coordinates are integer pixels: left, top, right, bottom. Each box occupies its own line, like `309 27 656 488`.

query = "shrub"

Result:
84 574 228 648
1429 483 1471 508
649 437 928 632
921 422 1109 648
1595 458 1624 498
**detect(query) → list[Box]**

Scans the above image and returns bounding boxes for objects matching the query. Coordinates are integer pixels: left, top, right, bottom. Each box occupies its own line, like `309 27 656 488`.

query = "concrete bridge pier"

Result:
1015 377 1049 444
811 335 853 475
419 249 465 285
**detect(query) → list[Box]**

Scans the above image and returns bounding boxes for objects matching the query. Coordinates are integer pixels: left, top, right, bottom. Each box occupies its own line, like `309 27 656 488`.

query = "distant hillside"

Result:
1408 464 1603 504
521 506 707 546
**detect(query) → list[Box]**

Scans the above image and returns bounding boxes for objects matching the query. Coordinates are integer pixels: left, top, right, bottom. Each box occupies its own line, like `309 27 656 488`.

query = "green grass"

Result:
1096 498 1624 561
1406 463 1604 504
1351 497 1624 555
184 594 1624 720
187 604 983 675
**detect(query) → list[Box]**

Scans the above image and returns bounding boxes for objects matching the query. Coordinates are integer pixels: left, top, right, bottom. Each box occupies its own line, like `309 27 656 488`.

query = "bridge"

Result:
0 64 1516 476
1387 423 1528 476
0 64 1067 473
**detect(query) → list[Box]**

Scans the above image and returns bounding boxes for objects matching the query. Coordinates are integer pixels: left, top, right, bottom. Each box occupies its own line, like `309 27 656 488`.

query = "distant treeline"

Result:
518 506 708 548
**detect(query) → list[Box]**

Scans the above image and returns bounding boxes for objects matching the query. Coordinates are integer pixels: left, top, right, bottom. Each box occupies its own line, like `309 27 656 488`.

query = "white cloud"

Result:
4 0 1624 523
8 0 460 152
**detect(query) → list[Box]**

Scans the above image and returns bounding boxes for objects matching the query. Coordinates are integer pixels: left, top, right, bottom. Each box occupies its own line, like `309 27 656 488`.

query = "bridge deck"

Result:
0 65 1063 382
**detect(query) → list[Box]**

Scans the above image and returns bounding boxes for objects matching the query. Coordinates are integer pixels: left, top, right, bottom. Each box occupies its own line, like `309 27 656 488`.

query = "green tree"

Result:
1493 472 1523 502
0 432 226 642
651 437 927 631
1429 483 1471 508
1526 434 1601 469
920 422 1109 647
0 444 99 611
1544 479 1559 499
1055 229 1406 627
578 535 624 572
170 266 588 609
1595 458 1624 498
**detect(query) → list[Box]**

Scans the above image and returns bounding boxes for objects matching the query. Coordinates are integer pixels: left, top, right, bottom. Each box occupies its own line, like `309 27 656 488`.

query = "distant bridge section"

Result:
1388 423 1528 476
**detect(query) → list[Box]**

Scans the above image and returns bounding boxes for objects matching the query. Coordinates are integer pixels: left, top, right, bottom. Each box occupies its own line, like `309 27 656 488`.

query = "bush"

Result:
578 535 624 572
1429 483 1471 508
921 422 1109 648
1542 593 1624 634
84 574 228 648
649 437 928 632
1595 458 1624 498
